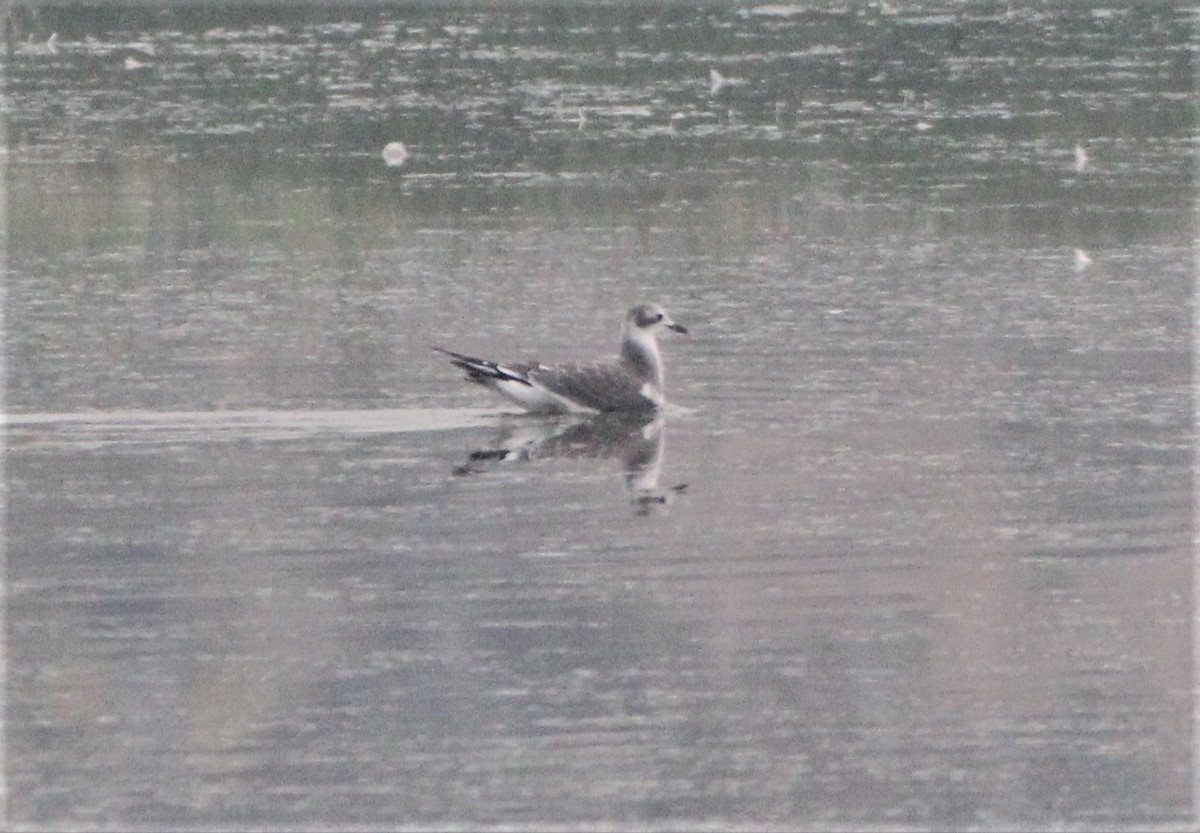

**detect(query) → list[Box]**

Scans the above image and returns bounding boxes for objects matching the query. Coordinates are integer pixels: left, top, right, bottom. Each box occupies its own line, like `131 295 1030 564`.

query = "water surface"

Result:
4 3 1195 830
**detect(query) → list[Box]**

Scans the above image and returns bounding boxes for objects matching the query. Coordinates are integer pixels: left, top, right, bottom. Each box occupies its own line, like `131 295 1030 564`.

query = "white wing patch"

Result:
493 378 599 414
638 382 666 408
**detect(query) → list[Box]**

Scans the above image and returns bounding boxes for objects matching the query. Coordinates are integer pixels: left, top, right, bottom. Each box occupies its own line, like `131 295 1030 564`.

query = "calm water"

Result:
4 2 1196 830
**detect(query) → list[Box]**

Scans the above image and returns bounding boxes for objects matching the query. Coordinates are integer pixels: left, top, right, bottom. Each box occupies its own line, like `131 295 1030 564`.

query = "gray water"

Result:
4 3 1196 830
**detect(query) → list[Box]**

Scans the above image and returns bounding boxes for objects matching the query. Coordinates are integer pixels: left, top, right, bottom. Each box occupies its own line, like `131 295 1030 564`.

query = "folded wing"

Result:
433 347 534 387
528 362 658 412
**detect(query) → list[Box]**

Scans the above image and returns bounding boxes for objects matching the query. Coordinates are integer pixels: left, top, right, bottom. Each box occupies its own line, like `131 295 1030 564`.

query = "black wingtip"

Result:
433 346 535 387
432 346 479 365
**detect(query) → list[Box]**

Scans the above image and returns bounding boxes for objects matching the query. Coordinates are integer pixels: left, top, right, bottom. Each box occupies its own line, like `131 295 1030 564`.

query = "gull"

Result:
436 303 688 414
709 68 730 96
24 32 58 55
1073 248 1093 272
708 68 745 98
382 141 409 167
1073 143 1089 173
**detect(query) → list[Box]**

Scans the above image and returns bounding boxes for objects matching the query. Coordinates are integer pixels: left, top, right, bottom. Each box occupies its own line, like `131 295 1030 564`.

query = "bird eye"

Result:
654 313 664 322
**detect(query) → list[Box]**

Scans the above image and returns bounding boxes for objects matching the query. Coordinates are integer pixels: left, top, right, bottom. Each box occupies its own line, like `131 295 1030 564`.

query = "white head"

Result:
620 303 687 385
624 303 688 337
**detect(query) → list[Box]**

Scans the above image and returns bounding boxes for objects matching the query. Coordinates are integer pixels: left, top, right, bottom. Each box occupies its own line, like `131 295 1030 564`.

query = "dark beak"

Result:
668 322 688 334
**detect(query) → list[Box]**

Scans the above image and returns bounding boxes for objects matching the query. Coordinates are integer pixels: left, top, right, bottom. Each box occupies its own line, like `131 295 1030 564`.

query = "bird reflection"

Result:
453 413 685 515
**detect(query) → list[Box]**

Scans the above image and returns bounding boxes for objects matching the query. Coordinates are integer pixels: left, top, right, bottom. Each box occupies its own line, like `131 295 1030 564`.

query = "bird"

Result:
708 68 745 99
25 32 59 56
1073 143 1089 174
435 303 688 415
381 141 409 167
709 68 730 97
